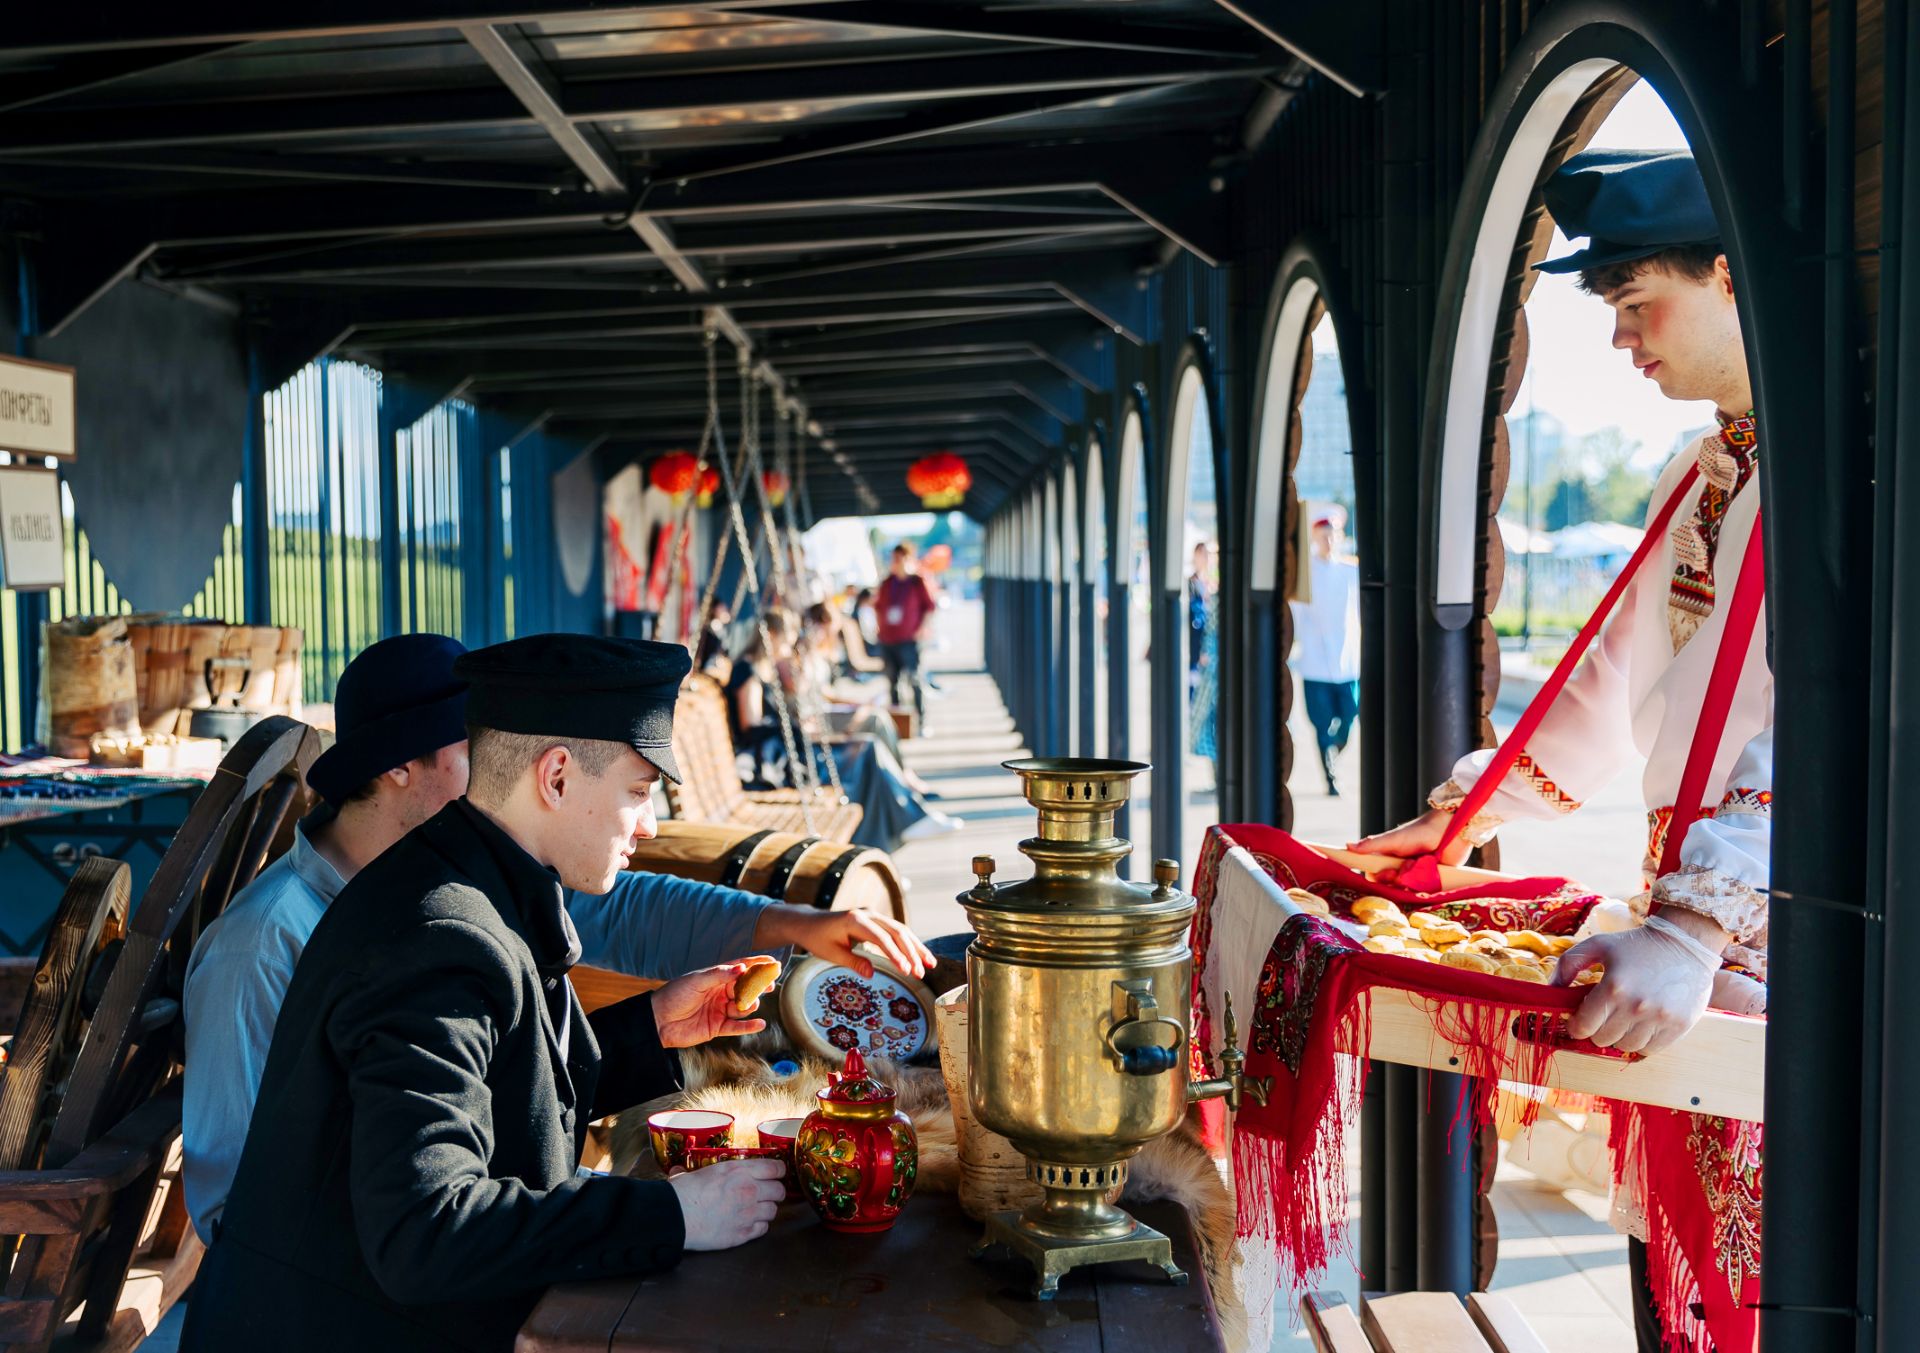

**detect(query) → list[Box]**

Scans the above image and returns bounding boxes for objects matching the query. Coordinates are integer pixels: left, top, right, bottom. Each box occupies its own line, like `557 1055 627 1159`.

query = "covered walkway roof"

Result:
0 3 1335 519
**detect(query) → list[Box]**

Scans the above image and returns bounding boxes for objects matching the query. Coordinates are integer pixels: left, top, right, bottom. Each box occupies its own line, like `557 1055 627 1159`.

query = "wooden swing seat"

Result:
665 674 863 843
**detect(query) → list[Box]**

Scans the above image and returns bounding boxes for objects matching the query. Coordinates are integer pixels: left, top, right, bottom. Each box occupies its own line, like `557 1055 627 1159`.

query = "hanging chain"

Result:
699 344 834 826
739 358 848 806
692 331 754 648
662 332 723 646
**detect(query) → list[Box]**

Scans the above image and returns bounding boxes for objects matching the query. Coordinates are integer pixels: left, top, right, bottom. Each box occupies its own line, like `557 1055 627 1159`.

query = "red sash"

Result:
1429 466 1765 880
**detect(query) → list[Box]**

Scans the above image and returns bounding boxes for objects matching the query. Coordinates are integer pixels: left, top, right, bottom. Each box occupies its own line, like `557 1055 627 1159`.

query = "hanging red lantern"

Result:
649 450 699 502
762 470 790 508
695 465 721 509
906 452 971 510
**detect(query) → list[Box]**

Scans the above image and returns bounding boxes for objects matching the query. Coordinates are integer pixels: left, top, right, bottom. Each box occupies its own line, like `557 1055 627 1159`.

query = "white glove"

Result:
1554 913 1722 1056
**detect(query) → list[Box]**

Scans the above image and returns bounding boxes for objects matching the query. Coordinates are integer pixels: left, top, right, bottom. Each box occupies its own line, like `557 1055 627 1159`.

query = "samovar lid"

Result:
818 1048 896 1105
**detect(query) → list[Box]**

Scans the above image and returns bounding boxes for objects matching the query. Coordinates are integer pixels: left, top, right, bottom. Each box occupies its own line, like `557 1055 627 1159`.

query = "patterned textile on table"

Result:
1189 823 1761 1353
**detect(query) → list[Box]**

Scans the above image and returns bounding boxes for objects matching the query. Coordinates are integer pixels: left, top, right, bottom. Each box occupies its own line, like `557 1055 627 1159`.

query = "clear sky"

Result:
1507 80 1721 471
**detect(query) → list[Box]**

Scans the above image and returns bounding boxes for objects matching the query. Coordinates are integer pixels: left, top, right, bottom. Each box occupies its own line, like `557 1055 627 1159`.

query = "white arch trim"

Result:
1162 363 1210 592
1113 409 1146 584
1249 274 1324 592
1435 56 1617 608
1083 438 1106 585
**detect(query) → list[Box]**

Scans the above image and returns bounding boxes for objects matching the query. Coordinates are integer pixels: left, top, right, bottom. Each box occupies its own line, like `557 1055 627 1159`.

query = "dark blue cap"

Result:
307 633 469 807
1534 148 1721 275
454 634 692 784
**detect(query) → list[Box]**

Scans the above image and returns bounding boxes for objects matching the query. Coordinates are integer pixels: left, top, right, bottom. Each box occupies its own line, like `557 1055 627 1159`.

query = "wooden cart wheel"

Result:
0 856 131 1174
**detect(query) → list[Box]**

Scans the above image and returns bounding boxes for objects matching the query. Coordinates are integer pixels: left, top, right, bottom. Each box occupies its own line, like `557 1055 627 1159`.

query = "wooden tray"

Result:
1272 842 1767 1122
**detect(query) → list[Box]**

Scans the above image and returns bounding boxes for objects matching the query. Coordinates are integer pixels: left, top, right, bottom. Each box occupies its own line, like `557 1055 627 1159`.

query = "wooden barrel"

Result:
41 617 140 758
572 821 908 1015
629 820 907 921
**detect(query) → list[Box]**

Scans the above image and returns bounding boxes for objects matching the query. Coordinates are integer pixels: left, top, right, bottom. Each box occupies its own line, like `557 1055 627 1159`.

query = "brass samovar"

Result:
962 757 1262 1299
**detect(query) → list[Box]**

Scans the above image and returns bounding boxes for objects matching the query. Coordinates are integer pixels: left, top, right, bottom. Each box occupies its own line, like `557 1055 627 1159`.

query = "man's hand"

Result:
1553 911 1729 1056
651 961 769 1049
756 905 935 980
1349 807 1473 865
668 1159 785 1250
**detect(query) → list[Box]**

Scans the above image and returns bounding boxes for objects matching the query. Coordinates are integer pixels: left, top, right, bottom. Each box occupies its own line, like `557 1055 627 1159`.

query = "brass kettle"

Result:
961 757 1258 1299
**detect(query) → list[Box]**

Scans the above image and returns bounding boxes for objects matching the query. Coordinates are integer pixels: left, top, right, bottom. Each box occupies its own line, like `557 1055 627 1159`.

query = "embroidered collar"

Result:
1697 412 1758 492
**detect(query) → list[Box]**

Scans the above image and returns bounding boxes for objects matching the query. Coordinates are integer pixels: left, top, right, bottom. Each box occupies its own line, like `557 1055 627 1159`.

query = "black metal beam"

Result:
0 51 1265 157
0 42 242 114
745 3 1257 59
0 146 576 192
818 404 1062 448
158 213 1135 283
1207 0 1386 96
641 141 1193 219
802 373 1085 425
351 299 1080 350
0 3 805 54
664 82 1195 185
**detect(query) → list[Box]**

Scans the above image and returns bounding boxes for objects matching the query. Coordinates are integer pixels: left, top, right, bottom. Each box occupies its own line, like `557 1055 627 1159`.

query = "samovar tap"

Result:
1186 993 1272 1113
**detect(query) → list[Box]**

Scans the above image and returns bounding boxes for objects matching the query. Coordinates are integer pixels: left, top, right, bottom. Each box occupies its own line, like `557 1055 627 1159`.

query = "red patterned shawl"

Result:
1191 824 1760 1353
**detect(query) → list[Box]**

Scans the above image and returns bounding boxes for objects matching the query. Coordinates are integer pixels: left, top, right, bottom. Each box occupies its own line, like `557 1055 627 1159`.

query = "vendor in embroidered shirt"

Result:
1355 147 1772 1058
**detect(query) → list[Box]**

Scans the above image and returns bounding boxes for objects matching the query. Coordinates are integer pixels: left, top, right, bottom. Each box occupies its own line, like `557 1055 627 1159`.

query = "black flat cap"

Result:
1535 148 1720 275
455 634 692 784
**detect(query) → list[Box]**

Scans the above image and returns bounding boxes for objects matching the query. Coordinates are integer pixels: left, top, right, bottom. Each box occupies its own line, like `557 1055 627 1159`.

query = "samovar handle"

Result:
1105 980 1185 1076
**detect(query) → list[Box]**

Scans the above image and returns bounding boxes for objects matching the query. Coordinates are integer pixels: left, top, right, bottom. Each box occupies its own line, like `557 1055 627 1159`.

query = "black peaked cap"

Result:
455 634 692 784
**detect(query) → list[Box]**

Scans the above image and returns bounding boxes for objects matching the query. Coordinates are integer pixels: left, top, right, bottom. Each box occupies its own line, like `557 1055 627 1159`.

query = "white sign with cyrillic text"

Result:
0 466 65 590
0 356 76 459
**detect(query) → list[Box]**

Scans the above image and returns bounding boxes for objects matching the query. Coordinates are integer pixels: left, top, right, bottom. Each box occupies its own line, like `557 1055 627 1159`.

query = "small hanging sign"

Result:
0 356 76 460
0 465 65 591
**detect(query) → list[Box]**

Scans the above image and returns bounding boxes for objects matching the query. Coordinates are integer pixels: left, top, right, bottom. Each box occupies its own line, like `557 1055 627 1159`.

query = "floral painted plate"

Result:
777 948 938 1064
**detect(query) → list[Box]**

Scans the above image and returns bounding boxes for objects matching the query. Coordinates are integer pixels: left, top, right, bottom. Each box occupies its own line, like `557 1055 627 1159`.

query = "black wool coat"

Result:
181 799 685 1353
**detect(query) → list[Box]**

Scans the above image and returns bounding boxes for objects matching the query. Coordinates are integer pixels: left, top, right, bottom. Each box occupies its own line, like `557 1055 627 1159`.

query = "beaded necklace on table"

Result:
1666 411 1758 652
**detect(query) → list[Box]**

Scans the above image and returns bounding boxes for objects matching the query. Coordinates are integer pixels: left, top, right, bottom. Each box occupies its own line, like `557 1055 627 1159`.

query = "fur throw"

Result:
610 1042 1251 1350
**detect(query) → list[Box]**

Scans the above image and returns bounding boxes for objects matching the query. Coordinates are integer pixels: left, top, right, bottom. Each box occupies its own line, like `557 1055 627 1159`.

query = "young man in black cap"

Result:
183 632 472 1241
185 631 934 1247
1354 147 1772 1349
183 635 787 1353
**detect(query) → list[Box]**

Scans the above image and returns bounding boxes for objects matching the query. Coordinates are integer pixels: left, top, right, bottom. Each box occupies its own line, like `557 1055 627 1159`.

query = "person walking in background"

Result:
1290 514 1361 795
873 542 937 728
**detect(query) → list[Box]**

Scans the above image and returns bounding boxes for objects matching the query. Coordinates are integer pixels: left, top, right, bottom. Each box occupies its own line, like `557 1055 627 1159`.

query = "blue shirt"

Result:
182 825 777 1241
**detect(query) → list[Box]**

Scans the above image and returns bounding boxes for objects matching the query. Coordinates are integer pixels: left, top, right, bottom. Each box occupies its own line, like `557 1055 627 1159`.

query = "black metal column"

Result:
1078 577 1099 755
1151 584 1186 870
1876 11 1920 1350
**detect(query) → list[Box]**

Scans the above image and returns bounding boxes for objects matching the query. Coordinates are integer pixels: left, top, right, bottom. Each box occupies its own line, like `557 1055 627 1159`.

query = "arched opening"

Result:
1060 461 1080 756
1488 78 1719 897
1163 360 1219 870
1083 437 1110 758
1248 255 1364 841
1114 404 1152 868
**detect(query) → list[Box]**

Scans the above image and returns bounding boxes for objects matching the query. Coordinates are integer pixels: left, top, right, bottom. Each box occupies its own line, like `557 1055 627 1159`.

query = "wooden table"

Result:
518 1194 1224 1352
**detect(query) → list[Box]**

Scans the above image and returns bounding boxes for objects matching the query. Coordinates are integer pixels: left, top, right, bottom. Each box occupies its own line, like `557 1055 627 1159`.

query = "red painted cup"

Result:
647 1109 733 1174
757 1118 805 1200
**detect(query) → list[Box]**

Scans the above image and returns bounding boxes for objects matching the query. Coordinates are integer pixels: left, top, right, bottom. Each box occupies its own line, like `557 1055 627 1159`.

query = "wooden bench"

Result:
0 716 317 1353
665 674 863 843
1304 1290 1549 1353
